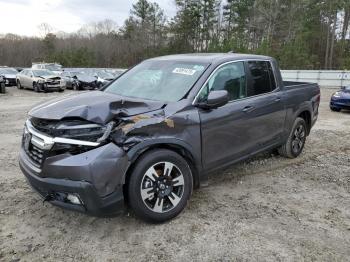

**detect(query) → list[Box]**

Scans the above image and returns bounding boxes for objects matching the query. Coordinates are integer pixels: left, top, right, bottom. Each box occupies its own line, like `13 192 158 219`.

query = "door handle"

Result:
242 106 255 113
274 97 281 102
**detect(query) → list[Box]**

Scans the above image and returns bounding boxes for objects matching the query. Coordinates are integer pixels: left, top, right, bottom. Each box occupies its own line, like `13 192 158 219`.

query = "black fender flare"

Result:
126 138 203 188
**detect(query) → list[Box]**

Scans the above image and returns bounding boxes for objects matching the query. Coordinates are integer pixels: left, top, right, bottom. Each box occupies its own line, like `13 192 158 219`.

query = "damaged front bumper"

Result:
19 122 130 216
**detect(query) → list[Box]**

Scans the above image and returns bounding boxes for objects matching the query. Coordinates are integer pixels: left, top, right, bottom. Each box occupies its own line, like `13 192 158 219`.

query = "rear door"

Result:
19 70 29 88
24 70 33 88
244 60 286 149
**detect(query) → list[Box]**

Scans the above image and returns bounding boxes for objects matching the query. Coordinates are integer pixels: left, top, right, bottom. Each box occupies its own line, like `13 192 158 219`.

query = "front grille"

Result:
26 143 44 166
47 81 60 85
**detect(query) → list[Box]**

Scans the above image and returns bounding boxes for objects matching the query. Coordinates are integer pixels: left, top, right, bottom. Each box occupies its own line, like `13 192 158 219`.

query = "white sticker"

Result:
172 68 196 76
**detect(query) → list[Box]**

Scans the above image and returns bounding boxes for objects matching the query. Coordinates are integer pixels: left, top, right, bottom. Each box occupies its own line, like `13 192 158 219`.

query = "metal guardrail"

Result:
281 70 350 88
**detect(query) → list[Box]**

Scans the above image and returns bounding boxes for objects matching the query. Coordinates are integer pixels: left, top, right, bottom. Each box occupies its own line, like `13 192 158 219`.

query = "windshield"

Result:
0 68 18 74
33 70 54 77
104 60 208 102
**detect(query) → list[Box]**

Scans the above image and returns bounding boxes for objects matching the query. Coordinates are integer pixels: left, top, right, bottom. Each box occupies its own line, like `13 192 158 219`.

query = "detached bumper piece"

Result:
20 151 125 216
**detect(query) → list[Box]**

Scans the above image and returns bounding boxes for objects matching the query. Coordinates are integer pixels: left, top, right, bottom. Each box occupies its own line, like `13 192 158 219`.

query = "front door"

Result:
198 60 286 171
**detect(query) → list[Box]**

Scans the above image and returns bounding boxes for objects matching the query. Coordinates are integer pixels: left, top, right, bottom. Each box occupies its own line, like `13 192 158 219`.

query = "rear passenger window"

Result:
197 61 247 102
247 61 276 96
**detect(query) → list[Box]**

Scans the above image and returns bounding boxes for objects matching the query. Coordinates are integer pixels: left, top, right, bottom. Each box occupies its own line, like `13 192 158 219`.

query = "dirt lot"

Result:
0 87 349 261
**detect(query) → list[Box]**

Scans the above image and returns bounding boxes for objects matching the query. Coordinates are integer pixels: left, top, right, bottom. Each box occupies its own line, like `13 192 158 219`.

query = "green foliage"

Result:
3 0 349 69
49 48 95 67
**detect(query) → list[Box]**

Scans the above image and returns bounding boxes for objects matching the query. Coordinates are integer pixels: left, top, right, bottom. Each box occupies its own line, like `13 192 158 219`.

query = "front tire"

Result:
72 83 79 91
128 149 193 223
33 83 40 92
17 80 23 89
278 117 307 158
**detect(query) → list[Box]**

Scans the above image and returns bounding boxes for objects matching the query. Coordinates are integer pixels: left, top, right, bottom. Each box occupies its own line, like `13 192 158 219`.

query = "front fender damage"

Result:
109 101 199 153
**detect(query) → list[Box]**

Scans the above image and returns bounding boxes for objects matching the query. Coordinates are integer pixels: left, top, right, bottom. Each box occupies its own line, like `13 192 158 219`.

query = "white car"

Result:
16 69 65 92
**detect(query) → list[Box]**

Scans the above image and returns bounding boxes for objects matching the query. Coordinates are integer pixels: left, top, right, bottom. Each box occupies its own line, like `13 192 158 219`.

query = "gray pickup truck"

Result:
19 53 320 222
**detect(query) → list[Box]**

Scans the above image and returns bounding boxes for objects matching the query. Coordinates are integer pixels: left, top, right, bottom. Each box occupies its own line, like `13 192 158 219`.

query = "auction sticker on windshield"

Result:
172 68 196 76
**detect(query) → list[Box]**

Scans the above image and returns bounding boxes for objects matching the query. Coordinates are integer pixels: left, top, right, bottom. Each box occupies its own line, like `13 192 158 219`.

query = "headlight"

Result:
332 92 341 98
54 120 114 142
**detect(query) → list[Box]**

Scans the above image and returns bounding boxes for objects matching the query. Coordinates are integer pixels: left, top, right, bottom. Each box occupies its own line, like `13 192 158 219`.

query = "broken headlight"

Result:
54 120 114 143
50 121 114 156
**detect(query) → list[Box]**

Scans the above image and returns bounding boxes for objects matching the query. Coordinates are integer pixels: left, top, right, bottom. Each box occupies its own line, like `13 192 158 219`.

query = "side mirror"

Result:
197 90 229 109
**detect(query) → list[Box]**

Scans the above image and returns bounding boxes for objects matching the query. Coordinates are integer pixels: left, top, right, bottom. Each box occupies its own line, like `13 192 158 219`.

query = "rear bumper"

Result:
19 142 130 216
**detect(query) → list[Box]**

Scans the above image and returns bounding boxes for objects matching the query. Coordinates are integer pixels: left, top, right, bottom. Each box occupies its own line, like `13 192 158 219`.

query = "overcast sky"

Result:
0 0 176 36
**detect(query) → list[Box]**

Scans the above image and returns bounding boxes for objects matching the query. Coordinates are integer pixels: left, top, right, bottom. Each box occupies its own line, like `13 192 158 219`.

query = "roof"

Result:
149 53 272 64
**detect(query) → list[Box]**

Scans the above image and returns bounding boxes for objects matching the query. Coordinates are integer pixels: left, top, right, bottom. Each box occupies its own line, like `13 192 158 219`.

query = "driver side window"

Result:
197 61 247 102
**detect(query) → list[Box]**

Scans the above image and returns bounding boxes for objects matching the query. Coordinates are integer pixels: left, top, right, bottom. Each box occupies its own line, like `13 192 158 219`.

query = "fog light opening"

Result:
66 194 82 205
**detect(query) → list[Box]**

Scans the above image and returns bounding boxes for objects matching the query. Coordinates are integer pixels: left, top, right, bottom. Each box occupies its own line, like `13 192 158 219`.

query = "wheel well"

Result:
298 111 311 134
123 144 200 201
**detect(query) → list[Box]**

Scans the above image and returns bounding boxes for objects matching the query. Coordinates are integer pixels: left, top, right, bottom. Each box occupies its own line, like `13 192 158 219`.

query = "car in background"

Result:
330 86 350 112
32 63 63 74
16 69 65 92
0 75 6 93
106 68 126 78
0 67 18 86
60 70 98 90
84 69 115 87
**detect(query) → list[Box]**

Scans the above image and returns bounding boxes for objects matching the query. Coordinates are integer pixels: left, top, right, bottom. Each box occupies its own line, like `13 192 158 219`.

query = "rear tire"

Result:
128 149 193 223
330 107 341 112
278 117 307 159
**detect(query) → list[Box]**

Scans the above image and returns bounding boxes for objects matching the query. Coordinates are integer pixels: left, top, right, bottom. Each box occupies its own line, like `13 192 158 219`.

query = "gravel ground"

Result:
0 87 349 262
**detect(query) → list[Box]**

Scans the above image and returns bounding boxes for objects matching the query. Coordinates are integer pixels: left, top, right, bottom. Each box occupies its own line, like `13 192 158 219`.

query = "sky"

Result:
0 0 176 37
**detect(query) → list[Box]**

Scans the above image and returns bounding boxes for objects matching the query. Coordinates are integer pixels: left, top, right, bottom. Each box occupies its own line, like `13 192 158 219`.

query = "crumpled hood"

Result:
28 91 165 124
39 75 60 80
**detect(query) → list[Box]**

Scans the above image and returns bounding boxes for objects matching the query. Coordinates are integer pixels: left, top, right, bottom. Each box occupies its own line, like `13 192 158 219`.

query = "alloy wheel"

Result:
140 162 185 213
291 124 305 154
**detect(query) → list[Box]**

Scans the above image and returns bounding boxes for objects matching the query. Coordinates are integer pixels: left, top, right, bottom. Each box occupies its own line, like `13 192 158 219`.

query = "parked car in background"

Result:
19 53 320 222
32 63 63 74
0 67 18 86
330 86 350 112
16 69 65 92
0 74 6 93
84 69 115 87
61 70 98 90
